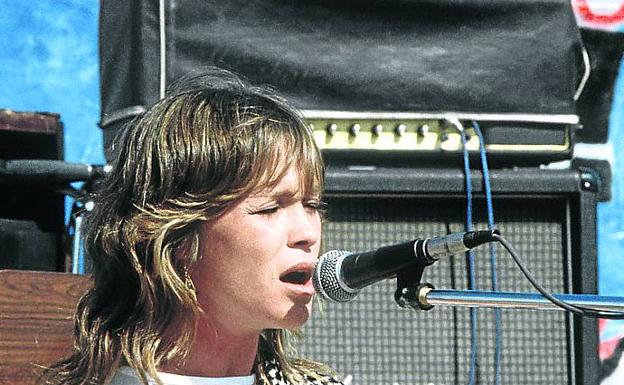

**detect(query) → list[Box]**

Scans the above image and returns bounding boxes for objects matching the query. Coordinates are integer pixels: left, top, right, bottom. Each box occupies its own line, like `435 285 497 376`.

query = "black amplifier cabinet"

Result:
0 109 65 271
300 166 600 385
99 0 583 163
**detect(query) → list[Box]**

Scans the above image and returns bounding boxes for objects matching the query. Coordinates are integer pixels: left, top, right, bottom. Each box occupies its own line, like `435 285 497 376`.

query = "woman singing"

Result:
41 69 343 385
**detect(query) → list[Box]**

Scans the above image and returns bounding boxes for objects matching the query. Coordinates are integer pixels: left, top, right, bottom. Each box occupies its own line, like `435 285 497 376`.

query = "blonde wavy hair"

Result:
40 69 332 385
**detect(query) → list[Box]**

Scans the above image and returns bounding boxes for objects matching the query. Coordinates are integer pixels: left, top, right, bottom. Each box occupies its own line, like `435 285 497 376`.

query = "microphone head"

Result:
313 250 359 303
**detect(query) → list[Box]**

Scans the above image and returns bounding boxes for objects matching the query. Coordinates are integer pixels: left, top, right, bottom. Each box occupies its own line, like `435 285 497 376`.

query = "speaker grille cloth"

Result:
299 196 570 385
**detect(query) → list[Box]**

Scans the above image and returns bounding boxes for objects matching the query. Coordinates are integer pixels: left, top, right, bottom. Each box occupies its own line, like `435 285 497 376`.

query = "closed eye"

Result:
251 205 280 215
249 200 327 217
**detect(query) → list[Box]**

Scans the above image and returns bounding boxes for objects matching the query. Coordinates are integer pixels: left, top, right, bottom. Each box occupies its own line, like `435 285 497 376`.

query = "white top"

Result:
107 366 256 385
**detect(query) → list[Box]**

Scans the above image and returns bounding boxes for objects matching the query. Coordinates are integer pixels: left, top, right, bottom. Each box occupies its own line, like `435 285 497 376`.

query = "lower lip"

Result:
282 279 316 297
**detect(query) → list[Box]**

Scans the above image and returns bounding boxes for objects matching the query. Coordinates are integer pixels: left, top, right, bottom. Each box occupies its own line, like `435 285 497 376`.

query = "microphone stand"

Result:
395 283 624 313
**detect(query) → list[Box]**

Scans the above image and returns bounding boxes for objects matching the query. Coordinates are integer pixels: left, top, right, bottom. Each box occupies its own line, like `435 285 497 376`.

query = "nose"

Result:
287 204 321 250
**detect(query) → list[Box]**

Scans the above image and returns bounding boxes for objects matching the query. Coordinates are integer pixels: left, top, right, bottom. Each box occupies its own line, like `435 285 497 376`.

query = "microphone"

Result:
313 230 499 302
0 160 111 184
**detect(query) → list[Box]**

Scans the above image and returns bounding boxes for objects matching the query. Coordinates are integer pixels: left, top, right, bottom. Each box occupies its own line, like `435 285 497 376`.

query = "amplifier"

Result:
305 111 576 167
99 0 583 163
300 166 600 385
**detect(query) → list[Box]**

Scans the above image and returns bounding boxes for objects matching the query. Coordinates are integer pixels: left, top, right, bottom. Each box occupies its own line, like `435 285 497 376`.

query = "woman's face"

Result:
192 165 323 335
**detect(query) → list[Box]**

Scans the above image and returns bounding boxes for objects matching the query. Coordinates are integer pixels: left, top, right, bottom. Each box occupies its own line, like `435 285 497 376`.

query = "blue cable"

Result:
459 126 478 385
473 121 502 385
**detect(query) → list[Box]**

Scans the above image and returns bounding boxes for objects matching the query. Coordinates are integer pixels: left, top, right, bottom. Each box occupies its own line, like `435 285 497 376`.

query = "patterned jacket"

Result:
262 359 344 385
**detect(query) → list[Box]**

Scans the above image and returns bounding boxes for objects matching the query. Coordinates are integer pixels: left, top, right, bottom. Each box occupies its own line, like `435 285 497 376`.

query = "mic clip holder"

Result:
394 265 434 310
395 282 436 311
394 229 501 309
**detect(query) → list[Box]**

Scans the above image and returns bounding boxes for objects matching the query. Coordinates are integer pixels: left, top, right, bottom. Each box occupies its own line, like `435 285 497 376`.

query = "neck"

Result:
162 316 260 378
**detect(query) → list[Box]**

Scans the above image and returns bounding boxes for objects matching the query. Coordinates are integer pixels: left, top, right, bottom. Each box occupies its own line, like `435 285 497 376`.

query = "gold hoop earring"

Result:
183 267 196 292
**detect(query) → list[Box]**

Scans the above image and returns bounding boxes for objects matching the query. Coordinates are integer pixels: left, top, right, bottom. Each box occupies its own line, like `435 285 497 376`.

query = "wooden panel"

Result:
0 110 61 135
0 270 91 385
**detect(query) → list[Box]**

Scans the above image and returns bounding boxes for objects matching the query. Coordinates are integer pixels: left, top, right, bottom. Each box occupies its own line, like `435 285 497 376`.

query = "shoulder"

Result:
262 359 345 385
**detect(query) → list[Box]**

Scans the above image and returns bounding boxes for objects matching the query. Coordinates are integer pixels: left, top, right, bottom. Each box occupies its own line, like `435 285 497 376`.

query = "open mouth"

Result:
280 266 312 285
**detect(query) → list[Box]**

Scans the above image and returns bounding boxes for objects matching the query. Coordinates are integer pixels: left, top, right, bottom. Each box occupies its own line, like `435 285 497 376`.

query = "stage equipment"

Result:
0 110 65 271
0 160 109 185
408 287 624 314
99 0 584 164
313 230 499 302
315 229 624 317
298 166 603 385
392 232 624 319
97 1 603 383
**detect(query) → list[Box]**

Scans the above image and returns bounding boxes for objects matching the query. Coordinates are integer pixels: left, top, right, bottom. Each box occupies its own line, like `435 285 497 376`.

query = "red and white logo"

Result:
572 0 624 29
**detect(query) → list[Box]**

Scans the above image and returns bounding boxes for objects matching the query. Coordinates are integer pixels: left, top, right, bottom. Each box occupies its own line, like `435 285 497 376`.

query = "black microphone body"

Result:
313 230 498 302
340 239 430 291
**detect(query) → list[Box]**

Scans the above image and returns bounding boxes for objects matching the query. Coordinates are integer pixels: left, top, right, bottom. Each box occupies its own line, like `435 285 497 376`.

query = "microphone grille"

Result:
313 250 359 303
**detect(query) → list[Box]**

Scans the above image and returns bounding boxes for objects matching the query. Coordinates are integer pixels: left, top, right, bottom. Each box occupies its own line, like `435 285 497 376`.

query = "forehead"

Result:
251 166 304 196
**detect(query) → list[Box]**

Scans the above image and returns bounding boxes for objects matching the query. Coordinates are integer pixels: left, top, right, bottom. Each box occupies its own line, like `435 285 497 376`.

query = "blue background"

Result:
0 0 623 336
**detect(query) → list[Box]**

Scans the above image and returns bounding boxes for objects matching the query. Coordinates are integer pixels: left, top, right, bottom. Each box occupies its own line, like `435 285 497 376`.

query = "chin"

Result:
278 303 313 329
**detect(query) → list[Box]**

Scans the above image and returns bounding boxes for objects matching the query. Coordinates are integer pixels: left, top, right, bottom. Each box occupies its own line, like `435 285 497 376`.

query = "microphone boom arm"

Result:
396 284 624 313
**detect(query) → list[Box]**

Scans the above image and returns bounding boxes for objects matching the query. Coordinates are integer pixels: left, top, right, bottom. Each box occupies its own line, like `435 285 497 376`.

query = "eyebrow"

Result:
252 188 298 199
250 184 320 200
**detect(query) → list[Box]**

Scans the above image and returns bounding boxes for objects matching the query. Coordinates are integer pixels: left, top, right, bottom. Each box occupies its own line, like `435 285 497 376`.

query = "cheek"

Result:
196 225 269 283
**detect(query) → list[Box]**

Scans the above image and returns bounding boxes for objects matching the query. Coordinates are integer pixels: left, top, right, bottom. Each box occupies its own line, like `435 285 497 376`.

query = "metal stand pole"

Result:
71 213 84 274
69 199 94 275
397 284 624 312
